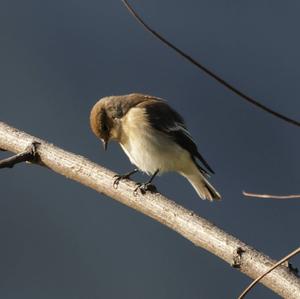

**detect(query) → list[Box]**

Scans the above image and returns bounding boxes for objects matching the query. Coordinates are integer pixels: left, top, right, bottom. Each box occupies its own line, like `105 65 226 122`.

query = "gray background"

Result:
1 1 299 298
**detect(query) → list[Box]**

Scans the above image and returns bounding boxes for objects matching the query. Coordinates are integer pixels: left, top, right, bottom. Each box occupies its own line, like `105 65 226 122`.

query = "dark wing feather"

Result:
139 99 214 175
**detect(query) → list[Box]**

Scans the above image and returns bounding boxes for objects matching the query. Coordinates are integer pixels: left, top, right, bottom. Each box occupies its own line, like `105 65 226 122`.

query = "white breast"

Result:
119 107 191 175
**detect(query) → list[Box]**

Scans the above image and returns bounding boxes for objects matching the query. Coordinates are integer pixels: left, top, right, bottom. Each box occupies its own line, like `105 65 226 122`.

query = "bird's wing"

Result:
137 99 214 175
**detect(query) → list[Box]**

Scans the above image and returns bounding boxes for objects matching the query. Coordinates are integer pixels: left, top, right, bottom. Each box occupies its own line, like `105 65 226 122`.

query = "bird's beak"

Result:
102 139 108 151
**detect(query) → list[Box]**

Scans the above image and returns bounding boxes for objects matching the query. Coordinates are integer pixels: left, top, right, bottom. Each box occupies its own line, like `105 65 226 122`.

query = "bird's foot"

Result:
113 169 138 189
133 182 157 196
113 174 130 189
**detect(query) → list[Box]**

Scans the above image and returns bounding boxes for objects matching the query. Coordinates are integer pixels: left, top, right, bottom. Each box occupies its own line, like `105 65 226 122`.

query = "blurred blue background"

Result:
1 1 299 298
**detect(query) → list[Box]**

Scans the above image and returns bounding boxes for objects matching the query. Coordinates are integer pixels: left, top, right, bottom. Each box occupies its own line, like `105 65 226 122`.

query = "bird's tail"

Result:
184 170 221 201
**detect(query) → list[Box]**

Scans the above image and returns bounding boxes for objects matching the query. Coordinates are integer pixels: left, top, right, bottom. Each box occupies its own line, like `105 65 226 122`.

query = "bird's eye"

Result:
114 107 123 118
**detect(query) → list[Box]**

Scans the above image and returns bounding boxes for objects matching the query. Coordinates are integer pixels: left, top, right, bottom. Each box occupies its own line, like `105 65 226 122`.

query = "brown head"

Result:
90 93 153 150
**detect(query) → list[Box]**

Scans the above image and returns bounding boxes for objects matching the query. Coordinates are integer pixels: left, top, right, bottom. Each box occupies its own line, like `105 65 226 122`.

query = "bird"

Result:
90 93 221 201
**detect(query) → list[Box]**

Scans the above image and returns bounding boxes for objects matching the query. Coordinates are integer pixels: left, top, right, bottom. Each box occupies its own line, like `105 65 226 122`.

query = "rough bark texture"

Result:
0 121 299 298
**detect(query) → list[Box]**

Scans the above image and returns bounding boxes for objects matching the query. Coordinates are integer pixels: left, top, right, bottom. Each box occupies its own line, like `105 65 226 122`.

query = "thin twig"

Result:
0 121 299 298
121 0 300 127
238 247 300 299
0 142 39 168
243 191 300 199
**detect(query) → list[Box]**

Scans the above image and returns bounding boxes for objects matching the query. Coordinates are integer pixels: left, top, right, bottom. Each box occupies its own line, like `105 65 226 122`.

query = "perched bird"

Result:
90 93 221 200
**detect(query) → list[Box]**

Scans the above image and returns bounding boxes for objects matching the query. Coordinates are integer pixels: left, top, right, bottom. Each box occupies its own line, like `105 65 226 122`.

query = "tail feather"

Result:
184 171 221 201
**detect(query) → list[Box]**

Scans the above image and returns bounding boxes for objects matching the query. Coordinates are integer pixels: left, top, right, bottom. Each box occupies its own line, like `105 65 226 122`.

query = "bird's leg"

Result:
113 168 139 189
134 169 159 195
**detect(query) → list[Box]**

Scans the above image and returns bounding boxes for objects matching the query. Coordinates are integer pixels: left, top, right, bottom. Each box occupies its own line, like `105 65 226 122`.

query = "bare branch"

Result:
238 247 300 299
0 142 39 169
0 121 299 298
121 0 300 127
243 191 300 199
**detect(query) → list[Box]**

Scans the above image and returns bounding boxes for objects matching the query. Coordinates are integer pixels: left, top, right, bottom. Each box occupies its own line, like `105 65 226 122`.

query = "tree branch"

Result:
0 142 39 168
238 247 300 299
243 191 300 200
121 0 300 128
0 121 299 298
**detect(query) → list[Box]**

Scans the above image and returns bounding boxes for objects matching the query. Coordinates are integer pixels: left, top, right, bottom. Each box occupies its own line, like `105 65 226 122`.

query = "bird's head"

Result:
90 93 156 150
90 98 115 150
90 95 132 150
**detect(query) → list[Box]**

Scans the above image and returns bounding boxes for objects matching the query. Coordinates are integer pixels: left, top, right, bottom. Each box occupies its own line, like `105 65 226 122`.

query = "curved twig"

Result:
121 0 300 127
0 121 299 298
238 247 300 299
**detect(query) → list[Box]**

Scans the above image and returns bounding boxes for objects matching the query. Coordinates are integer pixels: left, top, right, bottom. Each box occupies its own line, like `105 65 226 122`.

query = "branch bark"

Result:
0 121 299 298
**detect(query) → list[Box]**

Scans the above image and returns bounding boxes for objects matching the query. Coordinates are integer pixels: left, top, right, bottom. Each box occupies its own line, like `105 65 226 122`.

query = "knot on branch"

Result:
232 247 245 268
285 262 299 277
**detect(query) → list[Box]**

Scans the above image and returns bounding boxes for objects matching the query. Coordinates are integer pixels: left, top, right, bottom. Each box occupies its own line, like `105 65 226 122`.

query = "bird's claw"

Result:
113 174 130 189
133 182 157 196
